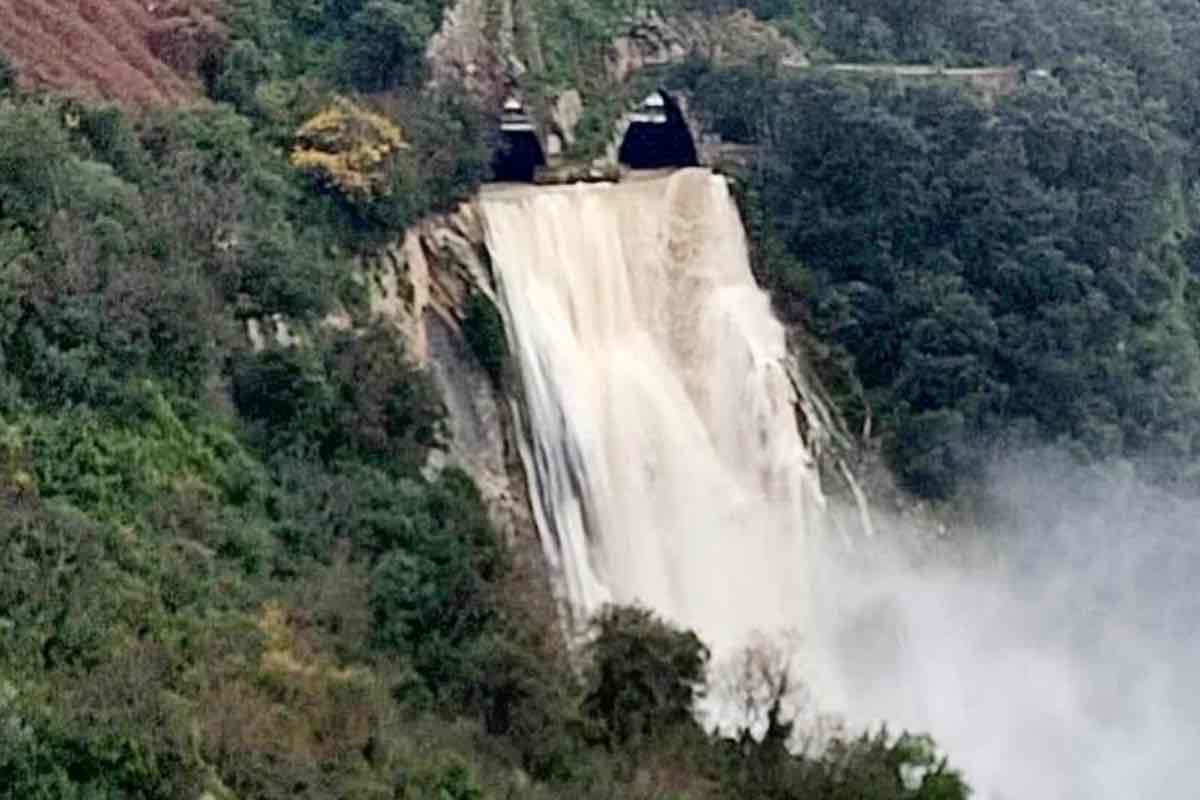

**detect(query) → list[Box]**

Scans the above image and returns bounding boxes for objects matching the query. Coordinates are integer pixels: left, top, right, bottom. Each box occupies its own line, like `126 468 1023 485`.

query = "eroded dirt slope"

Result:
0 0 223 105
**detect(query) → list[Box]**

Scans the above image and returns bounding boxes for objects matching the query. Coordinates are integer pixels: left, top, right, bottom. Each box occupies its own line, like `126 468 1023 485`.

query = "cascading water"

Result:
478 167 1200 799
481 168 827 651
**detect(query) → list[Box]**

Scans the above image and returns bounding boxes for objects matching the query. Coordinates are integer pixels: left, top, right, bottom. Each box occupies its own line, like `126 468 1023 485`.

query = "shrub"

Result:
232 325 442 469
582 606 709 747
22 386 266 525
368 471 506 699
378 91 491 217
212 40 273 111
462 290 508 387
290 97 408 200
324 323 444 469
0 102 74 227
75 106 146 183
232 346 335 454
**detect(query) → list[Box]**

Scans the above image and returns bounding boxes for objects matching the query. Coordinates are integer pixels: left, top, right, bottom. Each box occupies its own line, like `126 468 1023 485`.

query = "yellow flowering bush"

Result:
289 97 407 200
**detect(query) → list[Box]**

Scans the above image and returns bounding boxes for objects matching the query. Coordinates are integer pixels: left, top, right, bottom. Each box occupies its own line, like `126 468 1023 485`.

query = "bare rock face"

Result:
607 11 691 82
425 0 506 97
550 89 584 148
608 8 809 82
710 9 810 69
425 0 537 100
427 0 815 96
349 204 541 562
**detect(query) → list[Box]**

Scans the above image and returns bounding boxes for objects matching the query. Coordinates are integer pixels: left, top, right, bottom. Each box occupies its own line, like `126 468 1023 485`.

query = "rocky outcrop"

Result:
427 0 808 95
348 204 542 564
784 339 876 543
546 88 583 155
425 0 509 98
425 0 547 100
608 8 809 82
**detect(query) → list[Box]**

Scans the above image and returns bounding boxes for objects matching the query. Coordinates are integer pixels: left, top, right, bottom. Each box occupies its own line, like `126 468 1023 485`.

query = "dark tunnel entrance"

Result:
618 91 699 170
491 97 546 182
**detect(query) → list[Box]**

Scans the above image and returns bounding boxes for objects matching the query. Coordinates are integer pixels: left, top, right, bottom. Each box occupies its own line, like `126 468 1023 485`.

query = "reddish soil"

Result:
0 0 224 106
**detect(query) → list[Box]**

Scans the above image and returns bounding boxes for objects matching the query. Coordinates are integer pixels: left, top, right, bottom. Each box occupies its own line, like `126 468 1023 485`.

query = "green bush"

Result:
0 102 74 228
462 290 508 387
582 605 709 747
22 385 266 524
232 346 335 453
369 470 506 698
212 40 273 110
232 326 443 469
379 92 492 223
74 106 146 183
325 323 445 469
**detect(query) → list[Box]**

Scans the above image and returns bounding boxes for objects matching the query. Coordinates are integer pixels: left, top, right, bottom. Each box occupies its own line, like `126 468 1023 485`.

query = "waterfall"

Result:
480 168 828 652
478 167 1200 798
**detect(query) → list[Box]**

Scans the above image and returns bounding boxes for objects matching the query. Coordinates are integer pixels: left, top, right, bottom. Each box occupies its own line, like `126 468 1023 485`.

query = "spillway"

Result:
480 168 828 651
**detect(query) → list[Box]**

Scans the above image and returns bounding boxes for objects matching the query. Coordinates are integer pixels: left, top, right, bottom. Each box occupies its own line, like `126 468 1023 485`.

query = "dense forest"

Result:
685 0 1200 500
0 1 971 798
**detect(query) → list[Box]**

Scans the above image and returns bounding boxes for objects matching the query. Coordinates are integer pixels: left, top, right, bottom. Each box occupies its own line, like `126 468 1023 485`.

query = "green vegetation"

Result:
805 0 1200 70
209 0 490 245
582 606 709 748
462 290 508 387
31 0 1200 791
13 0 1197 789
679 0 1200 500
216 0 446 95
0 2 975 797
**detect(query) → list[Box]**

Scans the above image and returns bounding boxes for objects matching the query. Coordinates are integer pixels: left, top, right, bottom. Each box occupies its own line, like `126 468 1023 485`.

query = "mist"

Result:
806 453 1200 799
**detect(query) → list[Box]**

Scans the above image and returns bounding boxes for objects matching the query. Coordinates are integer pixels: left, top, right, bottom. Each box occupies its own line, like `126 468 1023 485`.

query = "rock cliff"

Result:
348 204 544 566
343 196 873 569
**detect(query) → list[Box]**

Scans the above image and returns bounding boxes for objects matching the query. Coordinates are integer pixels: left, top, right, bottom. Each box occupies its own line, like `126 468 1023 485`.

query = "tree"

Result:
715 634 812 757
0 103 73 227
212 40 272 111
345 0 433 91
290 97 409 200
582 605 709 747
461 290 508 387
368 470 506 699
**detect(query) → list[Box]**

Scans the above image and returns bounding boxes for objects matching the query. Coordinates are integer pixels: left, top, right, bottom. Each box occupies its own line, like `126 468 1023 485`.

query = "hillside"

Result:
0 0 221 104
2 0 1200 797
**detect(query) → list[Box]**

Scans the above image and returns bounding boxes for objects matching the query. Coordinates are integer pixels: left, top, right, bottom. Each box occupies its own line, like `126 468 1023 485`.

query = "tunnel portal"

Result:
491 97 546 183
618 91 699 170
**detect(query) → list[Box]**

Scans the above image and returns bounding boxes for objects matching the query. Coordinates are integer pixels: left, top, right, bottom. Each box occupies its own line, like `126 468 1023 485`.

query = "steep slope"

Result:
0 0 222 105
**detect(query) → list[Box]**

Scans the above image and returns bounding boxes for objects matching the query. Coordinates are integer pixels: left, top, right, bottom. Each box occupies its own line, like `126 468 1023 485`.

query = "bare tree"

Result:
714 631 845 757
